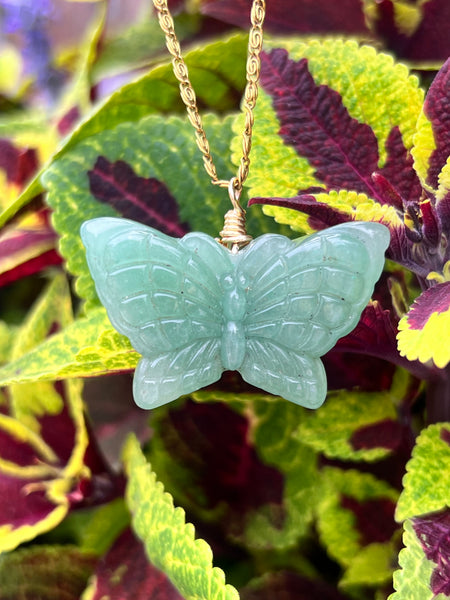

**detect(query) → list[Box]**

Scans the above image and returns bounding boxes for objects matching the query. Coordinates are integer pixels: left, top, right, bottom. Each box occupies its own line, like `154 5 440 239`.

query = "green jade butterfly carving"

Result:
81 218 390 410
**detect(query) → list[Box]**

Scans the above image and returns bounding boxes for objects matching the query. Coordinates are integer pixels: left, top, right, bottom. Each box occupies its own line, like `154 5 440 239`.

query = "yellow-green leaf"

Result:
396 423 450 521
123 435 240 600
0 308 139 386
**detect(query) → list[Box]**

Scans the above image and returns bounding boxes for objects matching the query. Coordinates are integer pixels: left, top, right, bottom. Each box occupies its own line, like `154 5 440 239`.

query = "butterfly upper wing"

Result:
81 217 233 406
237 222 389 407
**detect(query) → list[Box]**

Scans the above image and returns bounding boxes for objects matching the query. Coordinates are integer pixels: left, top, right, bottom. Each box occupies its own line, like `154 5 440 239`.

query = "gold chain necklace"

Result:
153 0 266 249
80 5 390 411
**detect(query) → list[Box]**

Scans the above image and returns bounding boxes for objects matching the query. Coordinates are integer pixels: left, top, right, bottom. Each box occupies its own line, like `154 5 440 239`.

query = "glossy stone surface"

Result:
81 217 390 410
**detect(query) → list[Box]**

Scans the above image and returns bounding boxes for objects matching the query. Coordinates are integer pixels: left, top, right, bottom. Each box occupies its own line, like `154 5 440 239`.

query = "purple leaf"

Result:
0 208 61 288
83 373 150 470
0 249 61 287
441 427 450 446
249 130 420 218
334 301 435 380
89 528 184 600
0 138 38 186
340 496 397 546
240 570 350 600
323 352 395 393
260 49 381 198
88 157 189 237
372 0 450 62
160 400 284 535
413 509 450 597
248 194 350 231
377 126 423 205
423 58 450 189
57 106 81 137
0 474 58 531
350 419 405 452
202 0 368 35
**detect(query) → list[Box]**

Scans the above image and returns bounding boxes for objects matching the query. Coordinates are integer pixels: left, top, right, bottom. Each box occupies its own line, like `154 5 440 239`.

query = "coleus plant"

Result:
0 2 449 599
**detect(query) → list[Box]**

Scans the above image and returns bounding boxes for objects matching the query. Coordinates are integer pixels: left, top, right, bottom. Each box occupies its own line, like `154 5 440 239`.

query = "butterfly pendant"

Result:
80 218 389 410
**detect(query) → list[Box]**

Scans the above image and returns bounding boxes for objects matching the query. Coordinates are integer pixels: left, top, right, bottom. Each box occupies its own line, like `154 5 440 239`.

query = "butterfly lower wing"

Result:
134 338 223 409
239 339 327 409
240 222 390 356
80 217 231 356
81 217 232 407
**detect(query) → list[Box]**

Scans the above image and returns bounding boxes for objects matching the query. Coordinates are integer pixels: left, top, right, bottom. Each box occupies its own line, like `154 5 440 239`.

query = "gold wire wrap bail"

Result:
219 179 252 251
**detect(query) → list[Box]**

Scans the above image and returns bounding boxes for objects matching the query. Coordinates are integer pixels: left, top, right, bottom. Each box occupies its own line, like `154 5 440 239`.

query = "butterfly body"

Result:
81 217 390 410
220 270 248 370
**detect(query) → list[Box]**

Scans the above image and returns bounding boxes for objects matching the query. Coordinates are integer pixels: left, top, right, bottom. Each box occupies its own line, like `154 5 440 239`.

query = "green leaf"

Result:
390 520 439 600
44 30 248 199
316 467 398 568
62 33 247 154
260 188 403 235
297 386 399 462
61 498 130 557
11 274 72 358
123 434 240 600
0 308 139 386
243 38 423 229
396 423 450 521
411 110 436 192
92 9 194 79
8 274 72 427
243 396 319 549
0 545 96 600
436 156 450 201
340 541 397 588
0 321 15 364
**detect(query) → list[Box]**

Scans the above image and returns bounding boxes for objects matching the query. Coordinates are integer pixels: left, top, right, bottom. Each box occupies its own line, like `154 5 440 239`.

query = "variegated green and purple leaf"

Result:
248 41 450 372
398 58 450 370
248 45 424 274
147 398 286 548
0 275 118 553
0 545 96 600
391 424 450 599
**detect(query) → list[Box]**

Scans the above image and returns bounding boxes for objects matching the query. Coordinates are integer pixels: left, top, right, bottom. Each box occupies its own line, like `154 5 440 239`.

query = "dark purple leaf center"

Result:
88 156 189 237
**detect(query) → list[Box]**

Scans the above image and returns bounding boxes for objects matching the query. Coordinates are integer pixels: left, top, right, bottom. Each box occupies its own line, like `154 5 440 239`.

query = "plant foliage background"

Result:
0 0 449 598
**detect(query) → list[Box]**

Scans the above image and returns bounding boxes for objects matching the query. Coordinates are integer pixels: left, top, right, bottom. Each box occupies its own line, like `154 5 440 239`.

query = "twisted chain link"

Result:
152 0 265 197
